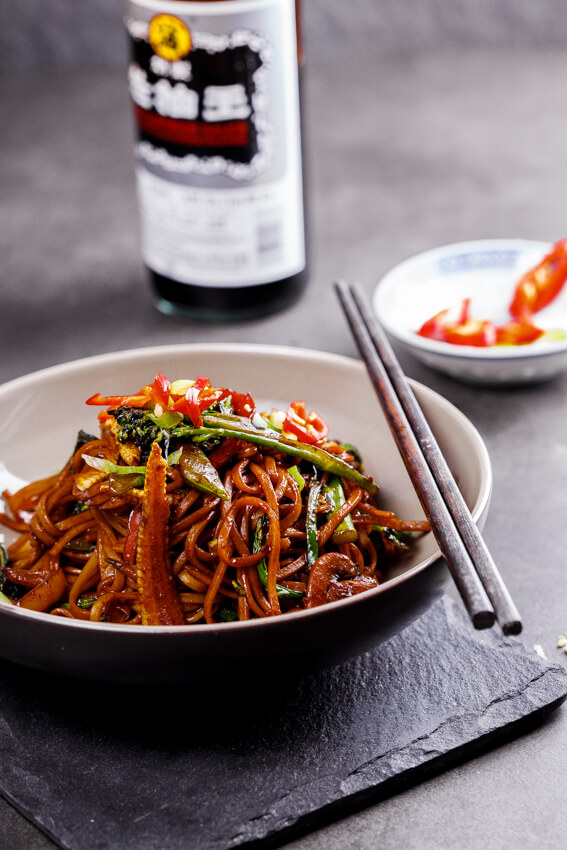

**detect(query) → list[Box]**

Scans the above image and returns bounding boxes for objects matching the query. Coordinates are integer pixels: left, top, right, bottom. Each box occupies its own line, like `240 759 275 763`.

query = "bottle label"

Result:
125 0 305 288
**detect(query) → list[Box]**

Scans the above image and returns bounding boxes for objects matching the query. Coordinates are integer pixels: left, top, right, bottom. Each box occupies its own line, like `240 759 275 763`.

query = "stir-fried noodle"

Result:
0 374 429 625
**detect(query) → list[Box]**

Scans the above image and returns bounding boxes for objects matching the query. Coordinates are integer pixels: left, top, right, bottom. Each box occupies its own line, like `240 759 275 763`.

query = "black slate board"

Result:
1 596 566 850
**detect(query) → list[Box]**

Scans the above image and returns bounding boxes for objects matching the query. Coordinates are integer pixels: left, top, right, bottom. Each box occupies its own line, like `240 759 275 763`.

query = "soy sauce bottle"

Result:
125 0 307 320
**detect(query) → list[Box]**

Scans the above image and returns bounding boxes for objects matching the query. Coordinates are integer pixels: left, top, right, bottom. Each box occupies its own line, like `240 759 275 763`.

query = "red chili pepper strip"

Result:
283 401 329 445
193 376 211 390
198 386 231 411
172 380 231 426
495 321 544 346
85 375 257 426
443 319 497 347
86 373 172 410
232 392 256 418
85 392 150 408
510 238 567 320
417 298 471 341
136 443 184 626
146 373 171 409
172 389 203 425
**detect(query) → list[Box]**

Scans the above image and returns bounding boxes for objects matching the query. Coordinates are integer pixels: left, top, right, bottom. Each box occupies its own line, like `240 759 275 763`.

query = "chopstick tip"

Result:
472 610 496 630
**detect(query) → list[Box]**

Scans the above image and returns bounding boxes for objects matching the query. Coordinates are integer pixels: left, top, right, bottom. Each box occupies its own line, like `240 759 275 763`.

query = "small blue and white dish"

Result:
373 239 567 385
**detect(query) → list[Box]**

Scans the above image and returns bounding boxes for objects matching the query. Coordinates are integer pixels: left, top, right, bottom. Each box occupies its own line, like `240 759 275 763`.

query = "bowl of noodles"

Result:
0 343 492 683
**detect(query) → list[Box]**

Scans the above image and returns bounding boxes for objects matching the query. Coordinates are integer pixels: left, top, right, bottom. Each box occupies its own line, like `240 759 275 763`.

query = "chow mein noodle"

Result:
0 373 429 625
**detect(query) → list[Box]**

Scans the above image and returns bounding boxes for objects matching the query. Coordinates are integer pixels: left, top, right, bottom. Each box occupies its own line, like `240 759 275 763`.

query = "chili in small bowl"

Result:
373 239 567 385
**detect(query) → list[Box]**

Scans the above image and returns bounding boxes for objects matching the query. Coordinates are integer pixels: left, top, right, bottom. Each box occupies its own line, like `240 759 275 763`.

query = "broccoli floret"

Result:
67 500 90 516
69 429 98 470
112 407 163 461
73 429 98 454
217 605 238 622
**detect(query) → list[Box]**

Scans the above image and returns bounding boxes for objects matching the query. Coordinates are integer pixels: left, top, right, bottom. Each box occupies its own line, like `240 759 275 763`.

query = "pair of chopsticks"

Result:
335 281 521 635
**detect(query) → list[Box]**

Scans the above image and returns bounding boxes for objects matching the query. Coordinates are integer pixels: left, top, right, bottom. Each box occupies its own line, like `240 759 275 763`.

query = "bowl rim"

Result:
0 342 492 636
373 238 567 361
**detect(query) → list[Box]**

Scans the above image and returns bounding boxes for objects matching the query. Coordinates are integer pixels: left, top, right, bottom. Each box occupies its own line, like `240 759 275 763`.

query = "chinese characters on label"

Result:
128 20 270 175
129 65 251 123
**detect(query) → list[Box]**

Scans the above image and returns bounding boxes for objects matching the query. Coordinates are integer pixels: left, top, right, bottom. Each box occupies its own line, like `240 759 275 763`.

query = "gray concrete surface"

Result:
2 0 567 69
2 46 567 849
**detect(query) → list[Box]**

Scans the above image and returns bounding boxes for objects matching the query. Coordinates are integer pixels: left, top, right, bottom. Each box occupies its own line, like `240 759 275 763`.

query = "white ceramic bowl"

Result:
0 344 492 682
373 239 567 385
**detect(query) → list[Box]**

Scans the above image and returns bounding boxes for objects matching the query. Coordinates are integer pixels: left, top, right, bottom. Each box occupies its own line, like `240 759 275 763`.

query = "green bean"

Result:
178 444 229 500
323 476 358 545
172 412 377 494
306 478 321 568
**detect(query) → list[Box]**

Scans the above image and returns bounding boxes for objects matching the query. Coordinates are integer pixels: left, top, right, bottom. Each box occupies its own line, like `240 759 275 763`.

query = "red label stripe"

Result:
134 106 250 148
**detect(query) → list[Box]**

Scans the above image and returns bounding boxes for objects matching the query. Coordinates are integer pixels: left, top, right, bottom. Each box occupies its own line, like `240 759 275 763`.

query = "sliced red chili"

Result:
495 321 544 345
85 392 149 408
417 298 471 341
283 401 329 445
232 392 256 418
171 377 231 426
443 318 497 347
510 238 567 320
193 376 211 391
86 372 171 409
146 373 171 409
199 386 231 411
172 389 202 425
84 374 257 429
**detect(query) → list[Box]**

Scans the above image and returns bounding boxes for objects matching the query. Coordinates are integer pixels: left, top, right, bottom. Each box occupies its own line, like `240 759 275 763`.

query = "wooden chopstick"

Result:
335 280 522 635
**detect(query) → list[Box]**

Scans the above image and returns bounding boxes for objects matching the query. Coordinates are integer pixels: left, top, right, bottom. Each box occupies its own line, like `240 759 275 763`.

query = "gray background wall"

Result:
1 0 566 70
